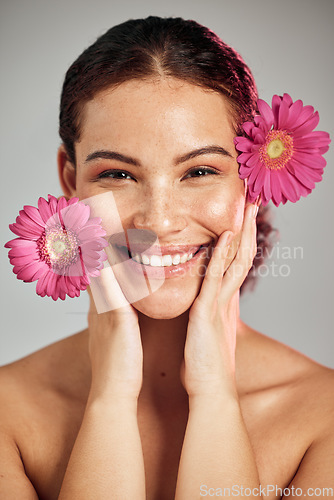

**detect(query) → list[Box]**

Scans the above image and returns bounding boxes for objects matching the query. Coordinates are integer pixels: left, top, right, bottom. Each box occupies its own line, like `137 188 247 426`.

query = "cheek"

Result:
75 175 100 199
203 192 245 237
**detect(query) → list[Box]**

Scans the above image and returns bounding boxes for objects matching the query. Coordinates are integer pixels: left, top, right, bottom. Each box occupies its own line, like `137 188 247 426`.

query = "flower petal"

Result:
278 168 299 203
299 165 323 182
246 152 261 168
38 197 53 223
9 254 39 266
254 115 270 135
270 170 283 207
318 145 330 154
303 130 331 146
289 105 315 131
238 167 250 180
236 152 254 164
254 133 265 145
289 159 316 188
36 271 51 297
293 135 327 148
282 93 293 106
253 163 267 193
262 170 272 201
293 152 326 170
47 195 59 215
62 202 90 231
247 161 263 187
242 121 256 137
46 271 58 297
234 136 254 153
257 99 274 129
293 111 319 137
278 99 290 129
8 222 41 240
68 197 79 206
15 261 44 282
23 205 45 227
4 238 38 250
67 259 84 277
17 210 43 234
57 197 68 213
272 95 282 128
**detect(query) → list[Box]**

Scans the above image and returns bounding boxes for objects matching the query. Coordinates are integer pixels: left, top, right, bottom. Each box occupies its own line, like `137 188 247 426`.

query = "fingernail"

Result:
253 204 259 218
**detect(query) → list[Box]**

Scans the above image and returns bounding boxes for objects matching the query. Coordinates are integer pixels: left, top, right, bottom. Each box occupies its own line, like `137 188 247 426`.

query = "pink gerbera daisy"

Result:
234 93 331 206
5 195 108 300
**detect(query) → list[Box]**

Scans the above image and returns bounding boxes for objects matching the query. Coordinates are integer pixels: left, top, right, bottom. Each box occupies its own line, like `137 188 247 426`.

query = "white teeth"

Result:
129 249 199 266
150 255 162 267
162 254 173 266
180 253 188 264
172 254 181 265
141 254 150 265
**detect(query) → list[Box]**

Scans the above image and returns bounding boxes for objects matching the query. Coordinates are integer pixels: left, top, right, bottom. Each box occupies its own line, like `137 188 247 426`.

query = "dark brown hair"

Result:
58 15 277 294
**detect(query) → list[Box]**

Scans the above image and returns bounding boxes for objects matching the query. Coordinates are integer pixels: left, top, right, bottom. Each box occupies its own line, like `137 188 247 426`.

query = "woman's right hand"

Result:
58 256 146 499
87 260 143 403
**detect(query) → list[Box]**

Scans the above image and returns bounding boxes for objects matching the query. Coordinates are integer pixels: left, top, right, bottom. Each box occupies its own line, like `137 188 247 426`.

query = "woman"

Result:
1 16 333 499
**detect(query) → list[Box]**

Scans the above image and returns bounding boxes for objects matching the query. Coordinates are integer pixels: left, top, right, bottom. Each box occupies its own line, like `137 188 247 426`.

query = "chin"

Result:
130 278 201 319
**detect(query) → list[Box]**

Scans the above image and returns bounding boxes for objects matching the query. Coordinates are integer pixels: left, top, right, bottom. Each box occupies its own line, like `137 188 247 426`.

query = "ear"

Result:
57 144 77 198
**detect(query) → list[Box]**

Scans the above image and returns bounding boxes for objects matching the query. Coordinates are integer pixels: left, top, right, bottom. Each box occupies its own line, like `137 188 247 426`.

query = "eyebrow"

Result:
84 145 233 166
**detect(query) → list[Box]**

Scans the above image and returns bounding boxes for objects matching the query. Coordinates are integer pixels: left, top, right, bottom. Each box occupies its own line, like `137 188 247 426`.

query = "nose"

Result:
132 187 187 237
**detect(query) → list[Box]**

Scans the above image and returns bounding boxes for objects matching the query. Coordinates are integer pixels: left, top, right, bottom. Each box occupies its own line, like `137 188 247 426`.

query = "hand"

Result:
87 249 143 402
181 200 259 399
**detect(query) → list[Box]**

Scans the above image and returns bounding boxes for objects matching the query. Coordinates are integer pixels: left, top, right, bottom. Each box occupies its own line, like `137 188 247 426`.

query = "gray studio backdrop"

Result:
1 0 333 367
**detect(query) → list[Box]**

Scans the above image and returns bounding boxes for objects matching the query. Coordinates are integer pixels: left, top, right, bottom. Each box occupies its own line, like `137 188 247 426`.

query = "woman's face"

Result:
60 77 247 318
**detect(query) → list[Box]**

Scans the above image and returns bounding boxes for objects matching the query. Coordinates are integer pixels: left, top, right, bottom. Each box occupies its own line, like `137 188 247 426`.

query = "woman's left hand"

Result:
181 200 259 399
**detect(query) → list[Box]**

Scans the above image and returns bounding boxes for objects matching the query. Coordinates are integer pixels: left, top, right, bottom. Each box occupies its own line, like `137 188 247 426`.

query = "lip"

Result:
115 243 208 257
112 243 211 279
108 230 211 257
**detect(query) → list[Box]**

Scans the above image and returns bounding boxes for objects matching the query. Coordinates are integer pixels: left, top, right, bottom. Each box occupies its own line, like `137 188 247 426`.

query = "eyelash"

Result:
96 167 220 181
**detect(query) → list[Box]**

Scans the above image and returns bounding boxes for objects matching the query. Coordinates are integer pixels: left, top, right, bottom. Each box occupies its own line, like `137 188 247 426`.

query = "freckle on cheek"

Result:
206 202 226 218
205 202 243 229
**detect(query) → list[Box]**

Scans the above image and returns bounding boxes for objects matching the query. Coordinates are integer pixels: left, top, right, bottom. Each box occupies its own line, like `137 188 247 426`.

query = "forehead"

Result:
78 78 236 153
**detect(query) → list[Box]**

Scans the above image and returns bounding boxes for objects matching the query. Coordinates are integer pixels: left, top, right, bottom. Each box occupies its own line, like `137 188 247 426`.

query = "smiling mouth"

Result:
115 244 209 267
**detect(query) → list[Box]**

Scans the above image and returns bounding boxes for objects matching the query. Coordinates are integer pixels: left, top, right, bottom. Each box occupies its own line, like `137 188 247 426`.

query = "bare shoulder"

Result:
0 332 89 498
245 330 334 488
236 322 334 487
0 329 89 427
237 321 334 430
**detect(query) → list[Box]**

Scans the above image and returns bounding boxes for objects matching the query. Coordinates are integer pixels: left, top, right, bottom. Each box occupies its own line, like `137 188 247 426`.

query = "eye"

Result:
183 167 219 179
96 169 134 181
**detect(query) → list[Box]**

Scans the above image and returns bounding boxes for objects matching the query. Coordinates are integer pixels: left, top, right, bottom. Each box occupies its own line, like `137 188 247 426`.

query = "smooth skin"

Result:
0 78 333 499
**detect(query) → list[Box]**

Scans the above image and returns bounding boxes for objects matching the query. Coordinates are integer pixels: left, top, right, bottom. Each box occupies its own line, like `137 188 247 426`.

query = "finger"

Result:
219 200 259 303
89 246 131 314
195 230 234 308
220 201 258 301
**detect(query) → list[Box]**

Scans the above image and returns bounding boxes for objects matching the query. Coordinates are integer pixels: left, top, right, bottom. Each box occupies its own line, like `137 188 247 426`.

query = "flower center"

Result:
259 130 294 170
38 225 80 271
267 139 285 158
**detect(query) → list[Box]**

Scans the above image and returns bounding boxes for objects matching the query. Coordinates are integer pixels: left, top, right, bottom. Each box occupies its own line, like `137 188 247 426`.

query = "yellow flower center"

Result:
259 130 294 170
38 226 80 271
51 240 67 255
267 138 285 159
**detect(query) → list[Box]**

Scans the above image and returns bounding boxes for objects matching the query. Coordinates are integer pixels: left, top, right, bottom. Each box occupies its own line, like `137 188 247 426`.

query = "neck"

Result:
83 295 247 412
136 296 245 411
137 310 190 410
